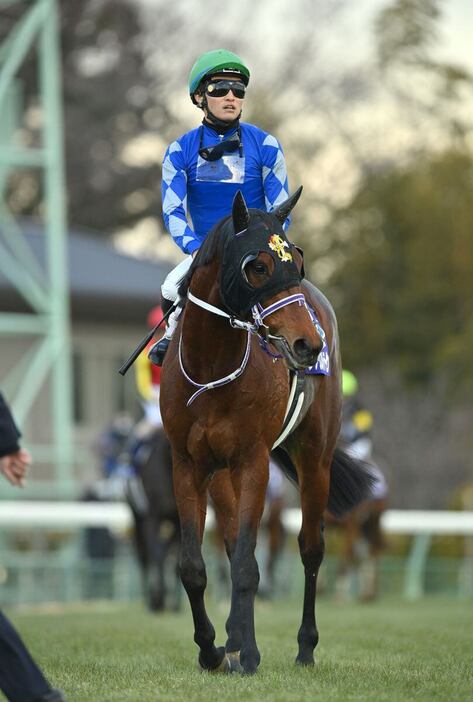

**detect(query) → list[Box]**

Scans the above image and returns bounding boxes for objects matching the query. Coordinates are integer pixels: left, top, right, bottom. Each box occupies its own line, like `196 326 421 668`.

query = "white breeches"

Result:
142 386 162 428
266 459 285 502
142 399 163 428
161 255 193 302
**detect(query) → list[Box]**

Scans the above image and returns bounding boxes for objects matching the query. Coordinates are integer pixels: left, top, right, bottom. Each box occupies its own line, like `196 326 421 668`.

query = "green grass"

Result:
6 597 473 701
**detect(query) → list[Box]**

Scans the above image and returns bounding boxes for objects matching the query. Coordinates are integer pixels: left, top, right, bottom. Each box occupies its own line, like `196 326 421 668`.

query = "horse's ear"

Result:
232 190 250 234
272 186 303 225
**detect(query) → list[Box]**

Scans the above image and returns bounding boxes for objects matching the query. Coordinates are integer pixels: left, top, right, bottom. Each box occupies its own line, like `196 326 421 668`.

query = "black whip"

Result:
118 303 176 376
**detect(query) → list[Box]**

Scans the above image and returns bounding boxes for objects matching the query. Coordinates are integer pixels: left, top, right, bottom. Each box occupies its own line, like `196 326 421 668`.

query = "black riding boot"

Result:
148 337 170 366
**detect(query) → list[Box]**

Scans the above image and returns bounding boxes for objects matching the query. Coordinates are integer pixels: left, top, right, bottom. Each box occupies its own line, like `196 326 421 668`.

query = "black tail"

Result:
271 445 375 518
327 446 375 517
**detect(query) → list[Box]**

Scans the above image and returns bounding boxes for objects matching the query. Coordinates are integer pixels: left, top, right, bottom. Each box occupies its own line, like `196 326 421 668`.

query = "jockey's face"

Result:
198 73 244 123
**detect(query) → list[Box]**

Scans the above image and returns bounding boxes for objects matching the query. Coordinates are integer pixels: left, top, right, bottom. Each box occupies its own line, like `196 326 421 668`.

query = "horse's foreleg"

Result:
224 481 244 662
227 457 268 674
174 458 226 671
296 459 330 666
208 471 243 663
208 470 239 562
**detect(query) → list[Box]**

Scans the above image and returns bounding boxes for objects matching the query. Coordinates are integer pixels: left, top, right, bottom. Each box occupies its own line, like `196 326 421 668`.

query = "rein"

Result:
179 290 307 406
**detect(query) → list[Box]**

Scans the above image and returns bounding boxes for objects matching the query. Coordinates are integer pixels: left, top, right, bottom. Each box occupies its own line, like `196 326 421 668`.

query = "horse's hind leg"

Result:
296 457 331 666
173 456 227 671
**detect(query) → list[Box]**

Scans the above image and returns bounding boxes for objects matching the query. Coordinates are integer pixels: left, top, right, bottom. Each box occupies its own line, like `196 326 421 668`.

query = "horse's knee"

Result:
231 553 259 594
180 555 207 594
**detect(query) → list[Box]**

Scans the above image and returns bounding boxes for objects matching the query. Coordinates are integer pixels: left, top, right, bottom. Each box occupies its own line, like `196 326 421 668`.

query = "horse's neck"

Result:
181 265 247 377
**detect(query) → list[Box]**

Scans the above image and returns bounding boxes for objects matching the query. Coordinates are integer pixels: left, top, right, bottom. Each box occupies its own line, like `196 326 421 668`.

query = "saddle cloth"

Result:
304 306 330 375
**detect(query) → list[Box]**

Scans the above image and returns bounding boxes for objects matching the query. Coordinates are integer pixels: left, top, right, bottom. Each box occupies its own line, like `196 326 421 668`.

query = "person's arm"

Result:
0 392 31 487
161 140 201 255
261 134 291 231
0 392 21 457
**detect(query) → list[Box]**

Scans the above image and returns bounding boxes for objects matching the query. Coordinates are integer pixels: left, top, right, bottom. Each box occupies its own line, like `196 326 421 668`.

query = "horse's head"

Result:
219 188 323 370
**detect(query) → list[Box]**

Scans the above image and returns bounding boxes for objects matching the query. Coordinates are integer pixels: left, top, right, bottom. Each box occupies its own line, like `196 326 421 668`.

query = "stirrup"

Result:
148 337 170 366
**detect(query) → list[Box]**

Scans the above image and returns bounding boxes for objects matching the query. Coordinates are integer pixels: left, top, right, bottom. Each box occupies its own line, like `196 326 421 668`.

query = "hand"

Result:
191 248 199 259
0 448 32 487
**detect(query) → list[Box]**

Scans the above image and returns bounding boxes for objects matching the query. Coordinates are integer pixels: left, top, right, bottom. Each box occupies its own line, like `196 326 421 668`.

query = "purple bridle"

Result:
179 290 309 405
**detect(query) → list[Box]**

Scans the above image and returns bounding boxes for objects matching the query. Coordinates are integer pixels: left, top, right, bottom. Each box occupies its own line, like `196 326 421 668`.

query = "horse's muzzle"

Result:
293 337 322 368
272 335 322 370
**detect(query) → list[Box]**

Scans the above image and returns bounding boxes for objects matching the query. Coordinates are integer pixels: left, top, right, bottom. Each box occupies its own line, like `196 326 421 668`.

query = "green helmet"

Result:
342 370 358 397
188 49 250 104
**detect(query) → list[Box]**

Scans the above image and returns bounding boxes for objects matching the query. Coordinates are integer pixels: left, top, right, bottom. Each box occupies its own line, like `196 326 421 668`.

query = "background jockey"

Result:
340 369 374 462
340 368 388 504
149 48 292 366
88 306 165 509
135 305 164 428
331 371 389 600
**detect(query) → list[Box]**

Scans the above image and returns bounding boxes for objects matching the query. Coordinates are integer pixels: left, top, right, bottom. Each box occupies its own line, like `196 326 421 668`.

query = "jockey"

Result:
149 48 292 366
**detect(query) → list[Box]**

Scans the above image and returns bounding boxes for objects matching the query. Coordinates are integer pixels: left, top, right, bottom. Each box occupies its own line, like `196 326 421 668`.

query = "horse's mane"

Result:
177 215 231 298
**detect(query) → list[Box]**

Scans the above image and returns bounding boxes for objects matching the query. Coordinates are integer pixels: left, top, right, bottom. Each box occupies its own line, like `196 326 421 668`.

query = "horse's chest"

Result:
203 369 288 453
235 360 288 413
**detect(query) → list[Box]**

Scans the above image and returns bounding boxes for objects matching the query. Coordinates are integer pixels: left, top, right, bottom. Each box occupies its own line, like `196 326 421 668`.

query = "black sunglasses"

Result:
205 80 246 99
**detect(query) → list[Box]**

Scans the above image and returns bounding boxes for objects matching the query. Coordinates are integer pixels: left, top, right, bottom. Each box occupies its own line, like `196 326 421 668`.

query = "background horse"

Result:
160 188 374 674
324 492 387 601
128 428 181 611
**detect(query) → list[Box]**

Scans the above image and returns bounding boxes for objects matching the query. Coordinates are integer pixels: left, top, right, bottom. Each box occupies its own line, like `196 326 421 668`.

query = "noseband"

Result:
179 290 308 405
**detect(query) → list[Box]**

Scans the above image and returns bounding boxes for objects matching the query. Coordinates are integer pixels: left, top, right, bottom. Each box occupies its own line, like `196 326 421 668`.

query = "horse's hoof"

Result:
295 654 315 667
226 651 243 674
199 646 230 674
241 666 258 675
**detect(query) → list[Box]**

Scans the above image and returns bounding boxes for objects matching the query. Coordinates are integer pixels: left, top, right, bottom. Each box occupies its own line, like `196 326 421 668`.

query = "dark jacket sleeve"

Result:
0 392 21 458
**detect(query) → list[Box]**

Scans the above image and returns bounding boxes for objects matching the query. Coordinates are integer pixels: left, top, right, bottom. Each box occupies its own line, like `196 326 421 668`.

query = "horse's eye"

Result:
252 262 267 275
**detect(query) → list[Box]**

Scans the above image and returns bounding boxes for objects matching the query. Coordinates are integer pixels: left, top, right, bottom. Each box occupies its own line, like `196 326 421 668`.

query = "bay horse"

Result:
160 188 373 674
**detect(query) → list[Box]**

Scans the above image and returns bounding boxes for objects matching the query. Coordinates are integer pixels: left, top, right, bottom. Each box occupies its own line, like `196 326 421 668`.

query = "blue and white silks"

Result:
161 122 290 255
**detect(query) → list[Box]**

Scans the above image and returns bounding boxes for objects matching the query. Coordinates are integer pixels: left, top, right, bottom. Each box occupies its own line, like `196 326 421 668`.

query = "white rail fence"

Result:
2 502 472 533
1 503 472 599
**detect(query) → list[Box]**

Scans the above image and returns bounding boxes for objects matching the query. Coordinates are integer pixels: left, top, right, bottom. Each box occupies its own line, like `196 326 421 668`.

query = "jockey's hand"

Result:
0 448 32 487
191 248 199 259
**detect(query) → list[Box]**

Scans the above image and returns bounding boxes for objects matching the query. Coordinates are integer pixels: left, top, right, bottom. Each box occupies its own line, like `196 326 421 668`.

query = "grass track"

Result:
6 597 473 701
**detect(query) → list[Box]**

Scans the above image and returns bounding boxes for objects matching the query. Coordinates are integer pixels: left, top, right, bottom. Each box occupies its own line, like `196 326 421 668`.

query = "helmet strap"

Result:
198 93 241 132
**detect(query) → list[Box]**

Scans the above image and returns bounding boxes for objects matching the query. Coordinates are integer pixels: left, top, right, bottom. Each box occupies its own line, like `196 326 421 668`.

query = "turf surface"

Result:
5 597 473 701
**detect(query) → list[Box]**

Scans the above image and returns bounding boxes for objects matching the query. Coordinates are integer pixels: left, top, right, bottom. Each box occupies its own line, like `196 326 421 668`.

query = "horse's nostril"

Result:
293 338 321 363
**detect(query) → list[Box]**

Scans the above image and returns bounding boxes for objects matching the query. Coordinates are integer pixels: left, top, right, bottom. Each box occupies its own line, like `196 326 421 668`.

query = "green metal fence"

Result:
0 0 74 493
